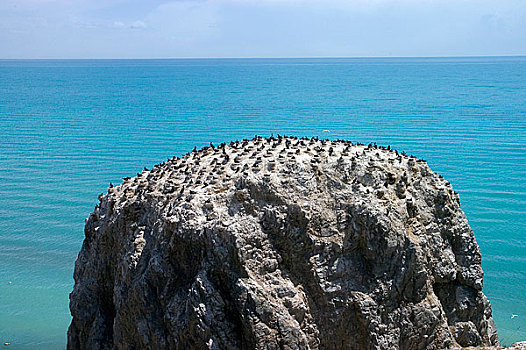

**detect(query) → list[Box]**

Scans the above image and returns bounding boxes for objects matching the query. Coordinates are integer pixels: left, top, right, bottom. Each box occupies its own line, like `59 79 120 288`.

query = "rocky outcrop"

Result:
68 136 499 349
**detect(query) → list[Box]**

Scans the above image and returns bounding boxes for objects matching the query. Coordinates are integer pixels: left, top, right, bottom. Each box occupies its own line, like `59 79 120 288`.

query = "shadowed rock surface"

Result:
68 136 499 349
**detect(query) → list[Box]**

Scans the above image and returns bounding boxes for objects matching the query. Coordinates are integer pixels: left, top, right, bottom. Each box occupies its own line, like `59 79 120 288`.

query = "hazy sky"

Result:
1 0 525 58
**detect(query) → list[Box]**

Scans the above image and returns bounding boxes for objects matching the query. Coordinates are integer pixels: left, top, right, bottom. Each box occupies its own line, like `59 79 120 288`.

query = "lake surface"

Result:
0 57 525 348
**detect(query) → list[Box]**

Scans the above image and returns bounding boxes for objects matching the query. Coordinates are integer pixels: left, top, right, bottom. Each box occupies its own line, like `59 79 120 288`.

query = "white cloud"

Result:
145 1 219 36
112 21 126 28
130 20 146 29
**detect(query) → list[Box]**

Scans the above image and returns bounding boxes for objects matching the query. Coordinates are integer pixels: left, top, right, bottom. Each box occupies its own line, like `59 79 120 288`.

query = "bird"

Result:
511 314 519 319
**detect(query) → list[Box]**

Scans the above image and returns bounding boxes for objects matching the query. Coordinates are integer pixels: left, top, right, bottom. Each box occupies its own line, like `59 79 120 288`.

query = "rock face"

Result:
68 136 499 350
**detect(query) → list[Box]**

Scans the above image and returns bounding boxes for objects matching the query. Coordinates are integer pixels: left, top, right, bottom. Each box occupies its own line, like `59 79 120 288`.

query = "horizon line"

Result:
1 54 526 61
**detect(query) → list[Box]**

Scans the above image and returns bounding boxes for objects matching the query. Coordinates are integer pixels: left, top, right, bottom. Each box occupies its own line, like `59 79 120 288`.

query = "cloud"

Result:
112 21 126 28
144 1 219 36
130 20 146 29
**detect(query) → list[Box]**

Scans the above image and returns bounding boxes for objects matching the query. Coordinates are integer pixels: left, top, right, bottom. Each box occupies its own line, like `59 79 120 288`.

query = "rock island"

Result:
68 136 500 349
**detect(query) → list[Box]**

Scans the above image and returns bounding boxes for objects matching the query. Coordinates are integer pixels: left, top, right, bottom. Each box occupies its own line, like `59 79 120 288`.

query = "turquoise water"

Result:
0 57 524 348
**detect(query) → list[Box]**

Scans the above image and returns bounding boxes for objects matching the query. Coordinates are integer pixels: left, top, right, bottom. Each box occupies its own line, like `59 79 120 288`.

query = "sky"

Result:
1 0 525 58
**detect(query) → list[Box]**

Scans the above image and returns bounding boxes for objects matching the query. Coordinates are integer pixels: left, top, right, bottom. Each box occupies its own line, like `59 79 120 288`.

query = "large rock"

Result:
68 136 499 349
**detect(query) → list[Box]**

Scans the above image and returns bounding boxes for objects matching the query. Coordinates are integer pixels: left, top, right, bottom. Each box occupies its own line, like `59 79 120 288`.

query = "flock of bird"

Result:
103 135 435 208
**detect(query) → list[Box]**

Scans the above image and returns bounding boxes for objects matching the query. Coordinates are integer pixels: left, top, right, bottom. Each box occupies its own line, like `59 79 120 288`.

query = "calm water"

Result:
0 57 525 348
